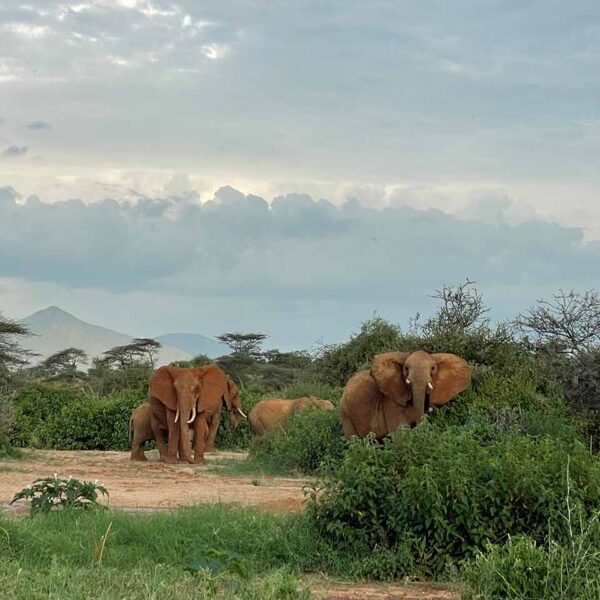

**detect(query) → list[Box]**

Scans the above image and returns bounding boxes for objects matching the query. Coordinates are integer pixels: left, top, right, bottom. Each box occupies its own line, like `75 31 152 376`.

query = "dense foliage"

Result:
4 282 600 595
309 426 600 577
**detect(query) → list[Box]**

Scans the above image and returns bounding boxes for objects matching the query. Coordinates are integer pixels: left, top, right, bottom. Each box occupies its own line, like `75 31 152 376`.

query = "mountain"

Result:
154 333 229 358
20 306 191 366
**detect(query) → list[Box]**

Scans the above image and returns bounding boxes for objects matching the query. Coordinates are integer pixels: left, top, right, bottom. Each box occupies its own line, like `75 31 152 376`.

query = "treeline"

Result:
2 280 600 452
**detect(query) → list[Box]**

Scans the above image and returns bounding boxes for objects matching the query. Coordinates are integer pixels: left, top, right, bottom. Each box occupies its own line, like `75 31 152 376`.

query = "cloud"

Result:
27 120 51 130
2 145 28 158
1 184 599 348
0 185 598 299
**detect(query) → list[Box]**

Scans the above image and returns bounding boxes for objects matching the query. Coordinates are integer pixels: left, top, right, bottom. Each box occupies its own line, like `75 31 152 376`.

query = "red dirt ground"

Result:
0 449 307 513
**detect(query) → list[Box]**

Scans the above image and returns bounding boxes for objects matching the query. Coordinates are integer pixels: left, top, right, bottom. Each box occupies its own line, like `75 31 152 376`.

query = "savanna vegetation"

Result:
3 281 600 598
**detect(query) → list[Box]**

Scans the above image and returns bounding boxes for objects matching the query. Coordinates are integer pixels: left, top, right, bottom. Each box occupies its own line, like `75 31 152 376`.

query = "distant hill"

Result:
154 333 229 358
20 306 191 366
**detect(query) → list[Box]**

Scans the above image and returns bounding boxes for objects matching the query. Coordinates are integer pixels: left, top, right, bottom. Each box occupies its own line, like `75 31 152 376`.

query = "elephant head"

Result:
370 350 471 427
224 377 246 428
149 365 203 459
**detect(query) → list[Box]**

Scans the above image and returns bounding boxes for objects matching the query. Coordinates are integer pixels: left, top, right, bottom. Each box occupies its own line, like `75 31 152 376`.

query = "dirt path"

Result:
311 582 459 600
0 449 307 513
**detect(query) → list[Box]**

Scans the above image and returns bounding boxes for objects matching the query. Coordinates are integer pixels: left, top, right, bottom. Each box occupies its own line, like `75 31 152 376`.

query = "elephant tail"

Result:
128 414 134 445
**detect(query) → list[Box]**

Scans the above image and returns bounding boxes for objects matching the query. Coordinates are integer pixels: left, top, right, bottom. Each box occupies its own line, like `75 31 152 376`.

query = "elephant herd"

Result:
129 350 472 463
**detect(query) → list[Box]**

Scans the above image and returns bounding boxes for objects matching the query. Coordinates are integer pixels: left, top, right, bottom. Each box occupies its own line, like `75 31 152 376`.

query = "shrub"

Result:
10 384 83 447
11 475 109 515
314 317 403 387
309 426 600 578
463 522 600 599
39 390 144 450
249 407 344 474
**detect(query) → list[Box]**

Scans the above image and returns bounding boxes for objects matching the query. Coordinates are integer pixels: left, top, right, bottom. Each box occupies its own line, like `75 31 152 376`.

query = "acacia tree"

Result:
216 333 268 357
102 338 162 369
40 347 88 378
0 313 30 373
0 312 30 440
516 289 600 356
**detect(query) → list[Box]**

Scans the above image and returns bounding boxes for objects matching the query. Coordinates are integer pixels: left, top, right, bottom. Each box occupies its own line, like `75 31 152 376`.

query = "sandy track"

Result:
0 449 307 513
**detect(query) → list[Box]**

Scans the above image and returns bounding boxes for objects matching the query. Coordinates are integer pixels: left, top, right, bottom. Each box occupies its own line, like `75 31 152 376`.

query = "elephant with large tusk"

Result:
148 365 246 464
340 350 472 438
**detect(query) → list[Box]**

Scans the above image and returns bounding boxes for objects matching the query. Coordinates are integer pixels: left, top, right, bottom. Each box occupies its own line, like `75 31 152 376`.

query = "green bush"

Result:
309 426 600 578
249 407 344 474
463 522 600 599
39 390 144 450
10 384 83 447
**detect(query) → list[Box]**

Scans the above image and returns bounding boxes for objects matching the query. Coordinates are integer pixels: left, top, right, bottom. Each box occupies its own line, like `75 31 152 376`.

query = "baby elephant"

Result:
129 403 194 462
249 397 335 436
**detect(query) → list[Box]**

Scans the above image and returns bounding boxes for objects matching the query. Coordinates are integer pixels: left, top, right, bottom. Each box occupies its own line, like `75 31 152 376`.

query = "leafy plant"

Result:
11 475 108 515
186 544 248 578
309 426 600 578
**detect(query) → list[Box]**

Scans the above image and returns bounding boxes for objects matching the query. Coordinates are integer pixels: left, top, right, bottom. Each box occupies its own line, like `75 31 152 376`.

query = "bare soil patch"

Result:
310 581 459 600
0 449 306 513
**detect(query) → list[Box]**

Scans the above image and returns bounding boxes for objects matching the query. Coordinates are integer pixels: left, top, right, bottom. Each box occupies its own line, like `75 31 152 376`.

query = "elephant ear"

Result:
149 366 178 412
431 353 472 405
369 352 411 405
224 378 237 410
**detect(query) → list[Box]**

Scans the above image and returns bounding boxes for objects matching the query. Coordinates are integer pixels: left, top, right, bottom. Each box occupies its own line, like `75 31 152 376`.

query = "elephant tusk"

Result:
405 378 411 385
174 408 179 423
427 382 434 391
187 407 197 424
236 407 247 418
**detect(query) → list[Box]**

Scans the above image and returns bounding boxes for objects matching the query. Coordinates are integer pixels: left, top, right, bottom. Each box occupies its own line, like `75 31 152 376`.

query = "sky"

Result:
0 1 599 350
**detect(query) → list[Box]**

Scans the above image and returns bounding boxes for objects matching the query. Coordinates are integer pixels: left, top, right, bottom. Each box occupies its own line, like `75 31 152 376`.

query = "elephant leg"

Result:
163 410 180 464
130 428 148 462
193 416 209 465
205 412 221 453
150 416 169 461
341 413 359 438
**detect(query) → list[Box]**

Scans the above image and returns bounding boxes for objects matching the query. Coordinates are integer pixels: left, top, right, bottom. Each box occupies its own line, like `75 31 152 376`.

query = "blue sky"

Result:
0 1 599 349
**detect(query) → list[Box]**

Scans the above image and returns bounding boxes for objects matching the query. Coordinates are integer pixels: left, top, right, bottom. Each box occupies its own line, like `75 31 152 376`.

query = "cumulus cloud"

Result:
2 145 28 158
1 186 598 303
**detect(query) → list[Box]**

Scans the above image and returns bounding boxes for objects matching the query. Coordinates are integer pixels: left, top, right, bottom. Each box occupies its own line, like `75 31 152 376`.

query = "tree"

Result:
101 338 162 369
0 313 30 373
40 348 88 378
516 289 600 355
130 338 161 368
216 333 268 357
416 279 489 336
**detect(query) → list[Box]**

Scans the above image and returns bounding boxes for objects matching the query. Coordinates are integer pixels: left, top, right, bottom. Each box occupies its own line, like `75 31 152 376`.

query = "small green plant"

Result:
11 475 109 515
186 544 249 578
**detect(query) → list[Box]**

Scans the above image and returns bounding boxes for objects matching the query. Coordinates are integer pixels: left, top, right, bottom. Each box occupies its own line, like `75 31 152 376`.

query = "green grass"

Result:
0 504 345 599
205 457 305 478
0 465 28 473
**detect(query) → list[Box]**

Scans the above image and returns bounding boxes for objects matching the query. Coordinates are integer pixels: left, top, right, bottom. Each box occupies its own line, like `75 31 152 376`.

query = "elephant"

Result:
129 403 194 462
185 366 246 464
340 350 472 438
205 376 242 453
148 365 246 464
249 396 335 436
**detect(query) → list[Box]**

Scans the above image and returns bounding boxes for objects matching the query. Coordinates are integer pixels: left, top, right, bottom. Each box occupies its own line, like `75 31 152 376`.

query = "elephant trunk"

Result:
411 383 429 427
178 400 195 463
